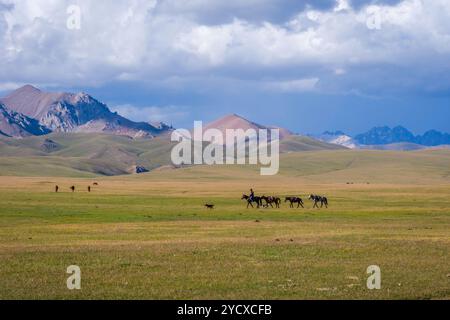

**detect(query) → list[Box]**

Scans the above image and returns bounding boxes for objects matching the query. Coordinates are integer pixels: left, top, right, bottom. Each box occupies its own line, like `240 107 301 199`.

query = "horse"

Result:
204 204 215 209
242 194 263 209
261 196 273 208
285 197 304 208
88 186 91 193
309 195 328 208
70 186 75 192
272 197 281 208
55 185 59 193
262 196 281 208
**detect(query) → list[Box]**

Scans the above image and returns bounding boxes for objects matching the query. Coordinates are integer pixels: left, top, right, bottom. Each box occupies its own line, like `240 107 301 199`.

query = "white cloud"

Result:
334 0 350 12
265 78 319 93
0 0 449 94
0 81 26 92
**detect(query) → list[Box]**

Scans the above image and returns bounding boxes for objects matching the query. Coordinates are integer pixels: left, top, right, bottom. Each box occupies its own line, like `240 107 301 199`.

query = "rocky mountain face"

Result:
0 85 171 138
416 130 450 146
0 103 51 138
354 126 450 147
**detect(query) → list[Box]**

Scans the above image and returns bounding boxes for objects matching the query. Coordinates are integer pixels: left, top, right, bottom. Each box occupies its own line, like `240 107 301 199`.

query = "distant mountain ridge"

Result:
312 131 358 149
0 85 171 138
313 126 450 150
354 126 450 147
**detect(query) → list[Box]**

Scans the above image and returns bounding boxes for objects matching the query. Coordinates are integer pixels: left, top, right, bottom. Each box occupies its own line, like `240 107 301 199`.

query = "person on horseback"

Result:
249 189 255 202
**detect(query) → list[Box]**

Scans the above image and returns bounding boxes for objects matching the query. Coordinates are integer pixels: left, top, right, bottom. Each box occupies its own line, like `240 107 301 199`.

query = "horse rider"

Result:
250 189 255 202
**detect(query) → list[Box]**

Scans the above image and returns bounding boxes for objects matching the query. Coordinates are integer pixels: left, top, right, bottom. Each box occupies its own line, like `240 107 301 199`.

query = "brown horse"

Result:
242 194 263 209
309 195 328 208
285 197 304 208
261 196 281 208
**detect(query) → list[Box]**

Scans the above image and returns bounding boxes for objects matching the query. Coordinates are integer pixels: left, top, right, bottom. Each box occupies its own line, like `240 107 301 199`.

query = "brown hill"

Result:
203 114 293 140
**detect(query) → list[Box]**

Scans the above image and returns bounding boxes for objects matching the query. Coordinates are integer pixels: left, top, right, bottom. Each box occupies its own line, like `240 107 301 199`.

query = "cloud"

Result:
0 0 449 95
265 78 319 92
111 104 188 124
335 0 350 12
0 81 25 92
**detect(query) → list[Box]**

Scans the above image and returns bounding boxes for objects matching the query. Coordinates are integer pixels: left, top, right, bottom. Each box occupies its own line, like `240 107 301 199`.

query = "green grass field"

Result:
0 150 449 299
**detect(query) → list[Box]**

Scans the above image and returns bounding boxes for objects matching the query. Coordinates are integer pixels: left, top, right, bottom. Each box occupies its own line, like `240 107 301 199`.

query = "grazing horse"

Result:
204 204 215 209
242 194 262 209
70 186 75 193
285 197 304 208
309 195 329 208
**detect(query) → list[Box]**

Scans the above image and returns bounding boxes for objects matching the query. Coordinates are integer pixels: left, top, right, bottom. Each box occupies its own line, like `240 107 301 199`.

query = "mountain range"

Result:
0 85 171 138
1 85 449 151
354 126 450 146
313 126 450 150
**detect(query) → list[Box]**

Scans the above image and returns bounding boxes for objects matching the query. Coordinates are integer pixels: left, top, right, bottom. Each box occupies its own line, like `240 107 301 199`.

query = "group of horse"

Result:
241 194 328 209
55 182 98 193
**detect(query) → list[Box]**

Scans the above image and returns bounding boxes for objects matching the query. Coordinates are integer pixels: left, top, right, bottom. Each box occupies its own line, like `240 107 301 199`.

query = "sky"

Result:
0 0 449 135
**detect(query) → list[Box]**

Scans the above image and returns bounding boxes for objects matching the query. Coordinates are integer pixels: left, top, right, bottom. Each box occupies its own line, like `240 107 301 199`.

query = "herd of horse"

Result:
241 194 328 209
55 184 328 210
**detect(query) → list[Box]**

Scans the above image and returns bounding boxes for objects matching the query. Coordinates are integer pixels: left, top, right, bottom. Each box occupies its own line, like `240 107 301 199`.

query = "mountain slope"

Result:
0 132 176 176
0 129 345 177
0 103 51 138
0 85 170 138
280 135 347 152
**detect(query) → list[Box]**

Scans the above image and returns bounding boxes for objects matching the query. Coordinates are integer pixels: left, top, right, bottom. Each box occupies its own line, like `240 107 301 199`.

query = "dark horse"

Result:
285 197 304 208
309 194 328 208
261 196 281 208
242 194 263 208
